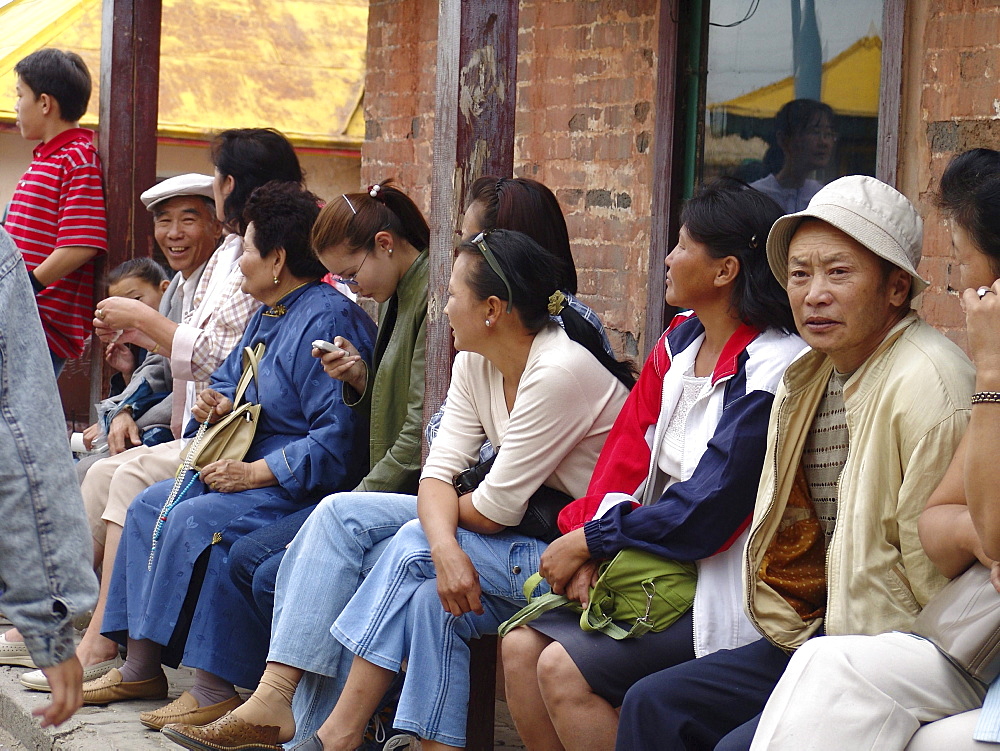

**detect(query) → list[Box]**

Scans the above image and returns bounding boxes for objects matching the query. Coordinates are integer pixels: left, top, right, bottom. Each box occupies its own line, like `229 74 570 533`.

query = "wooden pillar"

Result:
644 0 683 354
426 1 518 749
91 0 161 408
876 0 905 186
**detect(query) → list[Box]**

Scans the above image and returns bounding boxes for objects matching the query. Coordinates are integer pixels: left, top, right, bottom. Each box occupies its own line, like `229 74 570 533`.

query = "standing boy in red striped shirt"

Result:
5 48 107 375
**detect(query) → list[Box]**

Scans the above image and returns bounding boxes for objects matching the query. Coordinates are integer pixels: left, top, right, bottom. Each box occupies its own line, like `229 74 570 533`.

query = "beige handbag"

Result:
181 342 265 472
911 562 1000 683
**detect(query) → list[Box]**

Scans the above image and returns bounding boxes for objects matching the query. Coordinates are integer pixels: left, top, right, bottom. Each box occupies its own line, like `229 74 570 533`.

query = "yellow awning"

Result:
0 0 367 150
709 35 881 119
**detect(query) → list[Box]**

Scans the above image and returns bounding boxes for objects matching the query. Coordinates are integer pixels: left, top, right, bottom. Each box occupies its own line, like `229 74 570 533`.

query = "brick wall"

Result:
515 0 658 360
904 0 1000 348
360 0 438 213
360 0 660 361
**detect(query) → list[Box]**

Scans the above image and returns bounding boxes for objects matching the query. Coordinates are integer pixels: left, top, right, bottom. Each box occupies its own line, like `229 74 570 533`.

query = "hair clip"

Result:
749 234 758 249
495 178 505 195
369 184 382 199
547 290 567 316
342 194 357 215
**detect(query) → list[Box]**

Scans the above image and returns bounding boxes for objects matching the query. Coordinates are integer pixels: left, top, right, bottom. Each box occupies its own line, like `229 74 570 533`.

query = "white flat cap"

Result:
140 173 215 212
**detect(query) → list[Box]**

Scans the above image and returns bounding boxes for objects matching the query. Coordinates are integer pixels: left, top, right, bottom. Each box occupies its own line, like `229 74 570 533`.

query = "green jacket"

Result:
345 251 428 494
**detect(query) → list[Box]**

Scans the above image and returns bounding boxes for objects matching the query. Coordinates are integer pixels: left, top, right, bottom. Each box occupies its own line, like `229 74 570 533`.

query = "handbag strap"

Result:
497 573 574 637
232 342 265 408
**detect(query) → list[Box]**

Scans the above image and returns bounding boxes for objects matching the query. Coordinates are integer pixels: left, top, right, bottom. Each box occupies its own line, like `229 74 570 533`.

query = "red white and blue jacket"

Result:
557 312 806 655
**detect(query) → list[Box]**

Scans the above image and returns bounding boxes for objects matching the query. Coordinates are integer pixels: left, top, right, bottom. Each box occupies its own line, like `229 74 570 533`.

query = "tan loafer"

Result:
161 712 285 750
21 654 124 692
82 667 168 705
139 691 243 730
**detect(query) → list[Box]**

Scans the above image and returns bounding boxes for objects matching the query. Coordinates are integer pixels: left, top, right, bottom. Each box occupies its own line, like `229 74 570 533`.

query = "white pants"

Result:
750 632 987 751
907 709 990 750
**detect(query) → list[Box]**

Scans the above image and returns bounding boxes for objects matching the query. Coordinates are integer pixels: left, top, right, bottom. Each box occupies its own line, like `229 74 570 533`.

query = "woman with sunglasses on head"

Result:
164 229 633 751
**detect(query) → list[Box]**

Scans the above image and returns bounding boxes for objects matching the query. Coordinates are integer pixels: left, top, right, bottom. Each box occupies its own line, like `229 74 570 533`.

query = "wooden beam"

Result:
92 0 162 412
877 0 906 186
424 0 520 442
644 0 682 355
426 2 519 750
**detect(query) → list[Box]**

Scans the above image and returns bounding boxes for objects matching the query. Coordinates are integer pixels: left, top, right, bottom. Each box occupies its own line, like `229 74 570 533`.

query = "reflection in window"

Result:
703 0 884 211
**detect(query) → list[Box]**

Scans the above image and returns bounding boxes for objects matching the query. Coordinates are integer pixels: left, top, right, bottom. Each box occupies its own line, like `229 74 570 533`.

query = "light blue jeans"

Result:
268 491 420 744
0 227 97 667
331 518 549 747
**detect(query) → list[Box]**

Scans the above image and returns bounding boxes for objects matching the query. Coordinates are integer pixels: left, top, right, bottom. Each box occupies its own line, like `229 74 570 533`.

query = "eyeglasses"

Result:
471 231 513 313
336 249 371 288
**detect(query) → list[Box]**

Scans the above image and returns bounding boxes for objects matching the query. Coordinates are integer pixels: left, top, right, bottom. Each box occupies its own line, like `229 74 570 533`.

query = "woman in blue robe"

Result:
84 182 377 728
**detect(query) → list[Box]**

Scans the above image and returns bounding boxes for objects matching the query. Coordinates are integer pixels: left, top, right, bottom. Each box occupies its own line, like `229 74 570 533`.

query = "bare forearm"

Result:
919 503 987 578
418 478 462 552
32 246 97 286
966 371 1000 559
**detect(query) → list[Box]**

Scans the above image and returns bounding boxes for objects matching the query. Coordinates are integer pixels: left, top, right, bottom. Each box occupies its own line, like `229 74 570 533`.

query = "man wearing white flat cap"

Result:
616 176 975 751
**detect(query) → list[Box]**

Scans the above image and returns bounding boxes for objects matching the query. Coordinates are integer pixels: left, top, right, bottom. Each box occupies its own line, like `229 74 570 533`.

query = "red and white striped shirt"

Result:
5 128 107 358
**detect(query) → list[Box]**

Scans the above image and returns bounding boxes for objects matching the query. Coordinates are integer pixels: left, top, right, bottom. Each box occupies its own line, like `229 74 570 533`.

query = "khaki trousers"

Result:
81 439 184 546
750 632 986 751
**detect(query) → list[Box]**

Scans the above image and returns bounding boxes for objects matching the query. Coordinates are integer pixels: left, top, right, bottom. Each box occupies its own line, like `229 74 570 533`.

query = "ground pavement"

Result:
0 661 525 750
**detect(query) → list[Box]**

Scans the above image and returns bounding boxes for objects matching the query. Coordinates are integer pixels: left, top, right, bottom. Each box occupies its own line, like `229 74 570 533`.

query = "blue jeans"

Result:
229 503 318 623
268 492 421 744
331 518 548 747
0 228 97 666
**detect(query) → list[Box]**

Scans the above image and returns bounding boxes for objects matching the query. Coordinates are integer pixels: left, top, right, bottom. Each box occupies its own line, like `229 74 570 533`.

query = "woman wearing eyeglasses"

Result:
163 229 632 751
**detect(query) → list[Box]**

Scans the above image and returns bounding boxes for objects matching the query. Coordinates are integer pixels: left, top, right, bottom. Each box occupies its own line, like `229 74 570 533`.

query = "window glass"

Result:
703 0 884 213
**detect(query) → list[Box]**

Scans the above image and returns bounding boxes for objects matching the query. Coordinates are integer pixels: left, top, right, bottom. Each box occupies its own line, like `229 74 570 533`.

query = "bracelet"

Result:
27 270 46 294
149 341 160 355
971 391 1000 404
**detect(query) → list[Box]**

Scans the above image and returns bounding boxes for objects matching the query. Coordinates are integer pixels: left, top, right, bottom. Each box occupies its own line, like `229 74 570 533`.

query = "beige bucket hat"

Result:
765 175 927 297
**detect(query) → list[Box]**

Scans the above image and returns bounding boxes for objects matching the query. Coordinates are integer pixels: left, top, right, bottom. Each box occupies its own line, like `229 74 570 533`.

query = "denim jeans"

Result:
229 503 318 623
331 518 548 747
268 491 420 743
0 227 98 667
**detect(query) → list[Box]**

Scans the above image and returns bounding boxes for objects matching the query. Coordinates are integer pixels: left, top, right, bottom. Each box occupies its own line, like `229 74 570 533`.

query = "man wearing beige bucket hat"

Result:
617 176 975 751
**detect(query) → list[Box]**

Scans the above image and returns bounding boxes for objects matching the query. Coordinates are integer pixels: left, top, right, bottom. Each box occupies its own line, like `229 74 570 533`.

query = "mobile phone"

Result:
312 339 347 356
312 339 347 355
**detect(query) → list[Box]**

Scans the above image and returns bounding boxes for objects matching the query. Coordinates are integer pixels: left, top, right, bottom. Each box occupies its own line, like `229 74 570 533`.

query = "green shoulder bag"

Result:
498 548 697 640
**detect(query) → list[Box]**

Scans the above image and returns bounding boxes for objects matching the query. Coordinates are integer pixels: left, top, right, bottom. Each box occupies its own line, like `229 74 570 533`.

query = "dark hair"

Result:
243 181 325 279
775 98 836 139
311 179 430 256
107 257 170 289
682 179 795 333
936 148 1000 277
467 176 577 293
14 49 92 123
210 128 304 234
457 229 637 389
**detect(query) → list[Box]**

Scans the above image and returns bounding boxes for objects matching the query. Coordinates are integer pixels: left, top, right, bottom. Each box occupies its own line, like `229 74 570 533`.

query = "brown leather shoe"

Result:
82 668 168 705
160 712 284 751
139 691 243 730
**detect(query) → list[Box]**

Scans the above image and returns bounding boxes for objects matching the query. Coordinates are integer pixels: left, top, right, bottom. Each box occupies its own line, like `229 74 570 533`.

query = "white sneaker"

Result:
0 631 35 668
20 654 124 692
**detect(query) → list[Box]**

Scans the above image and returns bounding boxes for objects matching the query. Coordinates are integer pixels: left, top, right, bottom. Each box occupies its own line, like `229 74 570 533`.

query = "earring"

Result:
273 276 280 285
388 248 393 255
485 320 491 327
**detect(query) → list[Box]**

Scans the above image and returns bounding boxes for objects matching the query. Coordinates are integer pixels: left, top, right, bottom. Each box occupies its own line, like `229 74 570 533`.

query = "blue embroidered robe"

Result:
102 281 377 687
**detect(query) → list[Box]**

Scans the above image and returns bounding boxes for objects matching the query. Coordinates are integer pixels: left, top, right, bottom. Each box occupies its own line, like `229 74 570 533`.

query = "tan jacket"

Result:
745 313 975 651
